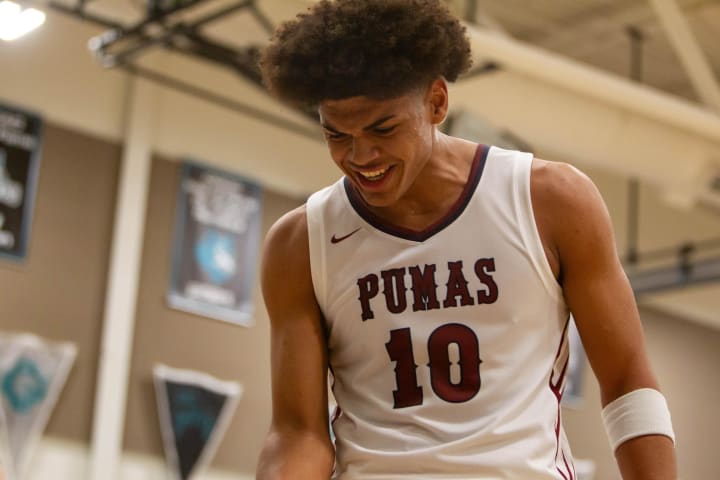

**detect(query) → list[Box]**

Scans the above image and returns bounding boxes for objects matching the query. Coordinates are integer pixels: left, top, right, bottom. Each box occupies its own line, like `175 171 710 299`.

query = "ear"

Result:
426 78 449 125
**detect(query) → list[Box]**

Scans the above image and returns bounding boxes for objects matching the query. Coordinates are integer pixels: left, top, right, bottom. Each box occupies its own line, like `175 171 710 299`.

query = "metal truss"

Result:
53 0 266 76
627 252 720 295
24 0 505 139
32 0 321 140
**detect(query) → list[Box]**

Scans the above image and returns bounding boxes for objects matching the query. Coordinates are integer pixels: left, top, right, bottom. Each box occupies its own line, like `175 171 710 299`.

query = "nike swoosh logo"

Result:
331 228 361 244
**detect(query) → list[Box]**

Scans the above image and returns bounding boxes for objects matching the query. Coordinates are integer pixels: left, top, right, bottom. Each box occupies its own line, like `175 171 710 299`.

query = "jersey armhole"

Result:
306 190 329 319
515 155 565 302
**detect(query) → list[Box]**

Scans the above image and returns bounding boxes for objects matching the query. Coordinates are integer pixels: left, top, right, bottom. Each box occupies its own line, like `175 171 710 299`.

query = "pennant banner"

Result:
167 161 263 327
0 103 43 262
0 333 76 480
154 364 242 480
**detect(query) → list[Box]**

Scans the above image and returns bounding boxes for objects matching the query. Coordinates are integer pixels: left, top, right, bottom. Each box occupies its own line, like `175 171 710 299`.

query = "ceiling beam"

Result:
451 70 718 195
473 4 510 37
536 0 711 58
647 0 720 111
463 25 720 144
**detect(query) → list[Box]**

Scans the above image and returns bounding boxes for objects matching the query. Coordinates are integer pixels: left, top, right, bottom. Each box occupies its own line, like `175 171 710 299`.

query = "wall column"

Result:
87 76 157 480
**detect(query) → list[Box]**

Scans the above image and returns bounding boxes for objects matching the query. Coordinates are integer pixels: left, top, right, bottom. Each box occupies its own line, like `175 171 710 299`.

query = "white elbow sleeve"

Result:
601 388 675 452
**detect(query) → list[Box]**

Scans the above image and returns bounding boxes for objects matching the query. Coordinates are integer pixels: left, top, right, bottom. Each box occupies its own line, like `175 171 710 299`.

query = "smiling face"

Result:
318 79 449 210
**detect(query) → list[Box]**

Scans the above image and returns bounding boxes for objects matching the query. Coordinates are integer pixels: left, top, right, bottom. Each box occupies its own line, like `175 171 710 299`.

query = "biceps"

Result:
269 306 330 432
557 194 656 401
562 246 657 403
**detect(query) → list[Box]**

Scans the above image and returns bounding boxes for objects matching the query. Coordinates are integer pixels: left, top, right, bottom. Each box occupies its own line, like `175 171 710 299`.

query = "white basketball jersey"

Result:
306 145 575 479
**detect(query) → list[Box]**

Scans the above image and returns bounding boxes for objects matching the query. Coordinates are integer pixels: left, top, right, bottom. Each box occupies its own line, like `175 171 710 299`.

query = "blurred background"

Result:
1 0 719 479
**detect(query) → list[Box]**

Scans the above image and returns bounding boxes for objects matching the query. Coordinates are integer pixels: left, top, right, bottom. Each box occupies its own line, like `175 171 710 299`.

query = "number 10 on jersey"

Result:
385 323 482 408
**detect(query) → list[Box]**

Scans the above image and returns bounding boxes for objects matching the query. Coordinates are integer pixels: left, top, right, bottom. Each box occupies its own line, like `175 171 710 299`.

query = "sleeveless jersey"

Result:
306 145 575 479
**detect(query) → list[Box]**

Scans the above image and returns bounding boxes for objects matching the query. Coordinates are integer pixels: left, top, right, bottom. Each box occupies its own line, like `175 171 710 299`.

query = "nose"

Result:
346 137 380 166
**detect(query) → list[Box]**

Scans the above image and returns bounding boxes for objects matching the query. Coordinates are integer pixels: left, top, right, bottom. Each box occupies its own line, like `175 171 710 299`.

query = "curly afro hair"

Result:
259 0 472 107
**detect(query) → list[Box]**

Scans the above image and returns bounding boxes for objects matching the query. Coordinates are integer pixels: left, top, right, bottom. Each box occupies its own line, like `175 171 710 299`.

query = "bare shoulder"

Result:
264 204 309 260
531 158 610 232
530 158 617 277
531 158 601 210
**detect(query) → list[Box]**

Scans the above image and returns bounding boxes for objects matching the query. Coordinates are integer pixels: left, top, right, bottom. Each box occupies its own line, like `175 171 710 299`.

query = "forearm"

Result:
615 435 676 480
257 429 335 480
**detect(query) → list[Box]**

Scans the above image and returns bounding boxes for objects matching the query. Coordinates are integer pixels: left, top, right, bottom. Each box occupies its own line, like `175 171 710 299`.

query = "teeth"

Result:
359 167 389 180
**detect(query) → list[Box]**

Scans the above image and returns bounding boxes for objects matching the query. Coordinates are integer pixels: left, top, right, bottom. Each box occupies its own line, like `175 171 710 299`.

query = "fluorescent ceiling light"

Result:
0 1 46 41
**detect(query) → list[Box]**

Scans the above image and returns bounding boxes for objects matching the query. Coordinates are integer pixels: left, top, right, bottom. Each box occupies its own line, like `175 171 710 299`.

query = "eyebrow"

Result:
322 114 397 134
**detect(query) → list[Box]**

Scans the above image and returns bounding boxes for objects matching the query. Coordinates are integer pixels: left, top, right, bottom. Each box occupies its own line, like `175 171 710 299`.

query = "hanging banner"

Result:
153 364 242 480
0 103 43 262
0 333 76 480
167 161 263 326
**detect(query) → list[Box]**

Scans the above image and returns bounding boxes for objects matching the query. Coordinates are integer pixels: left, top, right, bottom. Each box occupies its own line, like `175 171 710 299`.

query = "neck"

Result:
365 134 479 231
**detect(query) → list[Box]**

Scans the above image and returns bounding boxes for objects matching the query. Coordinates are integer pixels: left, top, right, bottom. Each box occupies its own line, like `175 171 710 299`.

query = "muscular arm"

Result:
531 160 677 479
256 206 335 480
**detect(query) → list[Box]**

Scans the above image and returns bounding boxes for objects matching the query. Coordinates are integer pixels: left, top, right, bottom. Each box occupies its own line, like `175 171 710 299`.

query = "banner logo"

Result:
194 230 236 285
0 152 24 209
2 358 48 414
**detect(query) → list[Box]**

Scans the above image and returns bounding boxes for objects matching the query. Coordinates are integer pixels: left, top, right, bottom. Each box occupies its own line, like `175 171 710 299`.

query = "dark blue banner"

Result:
166 382 225 479
168 161 263 326
0 103 43 262
154 365 241 480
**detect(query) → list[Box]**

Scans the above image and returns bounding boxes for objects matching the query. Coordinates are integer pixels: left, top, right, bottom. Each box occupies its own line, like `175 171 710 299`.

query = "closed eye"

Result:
373 125 397 135
324 130 348 141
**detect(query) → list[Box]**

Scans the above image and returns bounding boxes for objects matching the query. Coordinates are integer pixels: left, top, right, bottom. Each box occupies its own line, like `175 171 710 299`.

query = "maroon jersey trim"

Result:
343 144 489 242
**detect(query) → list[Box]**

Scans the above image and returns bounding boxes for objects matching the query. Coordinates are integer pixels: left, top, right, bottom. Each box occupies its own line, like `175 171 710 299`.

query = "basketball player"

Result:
256 1 676 478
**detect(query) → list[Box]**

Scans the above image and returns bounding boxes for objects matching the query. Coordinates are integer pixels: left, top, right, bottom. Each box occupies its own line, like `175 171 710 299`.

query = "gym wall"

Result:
0 122 121 443
0 120 303 477
122 155 302 473
563 307 720 479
